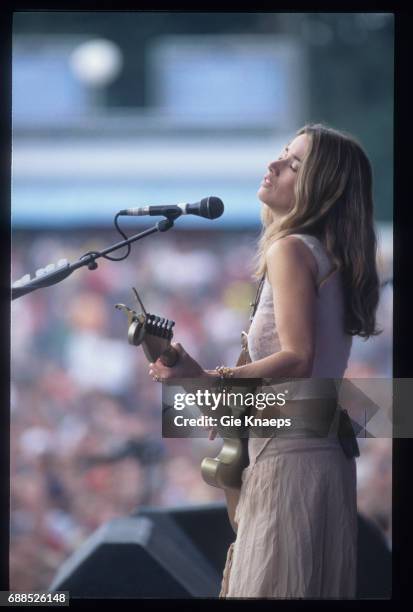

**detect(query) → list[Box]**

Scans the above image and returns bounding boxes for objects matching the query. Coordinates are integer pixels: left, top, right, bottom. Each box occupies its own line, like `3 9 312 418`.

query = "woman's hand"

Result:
148 342 211 382
149 346 219 441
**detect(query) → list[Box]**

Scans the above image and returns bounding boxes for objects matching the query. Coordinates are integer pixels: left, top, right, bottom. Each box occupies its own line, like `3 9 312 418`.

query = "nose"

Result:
268 159 282 176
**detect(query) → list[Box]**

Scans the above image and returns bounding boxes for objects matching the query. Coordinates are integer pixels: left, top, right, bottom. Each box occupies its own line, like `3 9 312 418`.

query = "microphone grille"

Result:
201 196 224 219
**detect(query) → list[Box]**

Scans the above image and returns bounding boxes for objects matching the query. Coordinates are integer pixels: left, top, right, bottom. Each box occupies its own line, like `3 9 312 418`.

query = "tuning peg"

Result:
146 314 156 331
156 317 165 336
166 319 175 338
159 318 168 337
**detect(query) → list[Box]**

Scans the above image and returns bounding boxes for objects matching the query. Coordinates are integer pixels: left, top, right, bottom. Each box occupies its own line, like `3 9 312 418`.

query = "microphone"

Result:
118 196 224 220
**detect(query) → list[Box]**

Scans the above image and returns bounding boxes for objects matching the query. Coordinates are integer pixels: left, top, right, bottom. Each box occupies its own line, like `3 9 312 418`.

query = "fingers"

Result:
148 343 190 381
149 370 161 382
148 363 163 383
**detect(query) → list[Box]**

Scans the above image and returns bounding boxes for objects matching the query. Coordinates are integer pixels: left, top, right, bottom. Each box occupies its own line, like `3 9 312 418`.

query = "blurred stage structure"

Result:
50 503 391 599
12 33 306 229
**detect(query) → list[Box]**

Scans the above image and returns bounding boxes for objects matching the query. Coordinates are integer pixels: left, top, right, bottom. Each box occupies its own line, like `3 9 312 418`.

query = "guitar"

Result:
200 337 254 490
116 288 249 490
200 434 249 490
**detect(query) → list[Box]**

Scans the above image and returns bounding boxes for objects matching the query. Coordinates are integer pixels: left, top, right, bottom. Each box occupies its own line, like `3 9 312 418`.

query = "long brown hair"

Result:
253 123 381 339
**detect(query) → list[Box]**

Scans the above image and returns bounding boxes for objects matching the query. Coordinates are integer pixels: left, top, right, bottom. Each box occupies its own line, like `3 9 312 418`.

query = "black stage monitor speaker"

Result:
356 513 392 598
137 502 235 575
50 503 391 599
49 513 221 598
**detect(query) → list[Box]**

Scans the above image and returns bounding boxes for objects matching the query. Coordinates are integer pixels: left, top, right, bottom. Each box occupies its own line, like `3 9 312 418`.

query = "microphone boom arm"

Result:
11 217 174 301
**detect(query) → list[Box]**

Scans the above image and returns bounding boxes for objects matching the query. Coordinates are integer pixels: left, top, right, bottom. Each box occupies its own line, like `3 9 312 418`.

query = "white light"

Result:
69 38 123 87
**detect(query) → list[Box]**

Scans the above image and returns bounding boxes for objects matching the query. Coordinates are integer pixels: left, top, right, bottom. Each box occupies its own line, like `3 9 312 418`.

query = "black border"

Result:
2 4 412 609
0 5 12 595
392 6 413 608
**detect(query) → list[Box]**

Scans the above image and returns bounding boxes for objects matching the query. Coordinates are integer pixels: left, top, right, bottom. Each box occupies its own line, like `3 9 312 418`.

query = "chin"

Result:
258 193 289 216
257 188 272 205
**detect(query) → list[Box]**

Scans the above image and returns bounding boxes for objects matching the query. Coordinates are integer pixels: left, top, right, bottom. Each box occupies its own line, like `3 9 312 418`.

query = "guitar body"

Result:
200 344 253 490
201 436 249 490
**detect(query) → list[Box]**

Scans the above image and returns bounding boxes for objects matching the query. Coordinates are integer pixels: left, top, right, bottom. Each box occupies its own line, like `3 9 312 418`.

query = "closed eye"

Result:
277 149 300 172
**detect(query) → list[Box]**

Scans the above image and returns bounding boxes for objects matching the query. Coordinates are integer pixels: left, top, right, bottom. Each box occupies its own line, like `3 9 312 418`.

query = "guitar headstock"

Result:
144 314 175 341
115 288 176 364
139 313 175 363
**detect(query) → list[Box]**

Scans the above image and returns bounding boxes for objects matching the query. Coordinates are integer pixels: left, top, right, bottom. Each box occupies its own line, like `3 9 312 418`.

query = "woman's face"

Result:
258 133 310 215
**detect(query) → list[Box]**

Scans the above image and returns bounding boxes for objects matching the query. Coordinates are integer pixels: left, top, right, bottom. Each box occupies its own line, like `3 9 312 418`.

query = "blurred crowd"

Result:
10 227 393 590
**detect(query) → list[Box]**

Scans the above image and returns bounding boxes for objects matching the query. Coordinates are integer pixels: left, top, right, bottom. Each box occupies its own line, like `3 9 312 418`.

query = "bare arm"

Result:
229 236 318 379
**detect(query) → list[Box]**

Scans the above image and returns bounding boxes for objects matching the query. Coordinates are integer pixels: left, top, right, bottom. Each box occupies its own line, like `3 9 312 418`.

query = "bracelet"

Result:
215 365 235 379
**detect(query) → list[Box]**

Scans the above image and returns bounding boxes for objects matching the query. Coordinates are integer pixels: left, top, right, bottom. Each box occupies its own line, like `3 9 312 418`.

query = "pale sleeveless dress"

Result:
220 234 358 599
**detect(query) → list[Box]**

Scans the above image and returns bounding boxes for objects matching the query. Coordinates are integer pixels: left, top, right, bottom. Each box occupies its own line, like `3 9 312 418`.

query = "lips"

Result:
261 175 273 188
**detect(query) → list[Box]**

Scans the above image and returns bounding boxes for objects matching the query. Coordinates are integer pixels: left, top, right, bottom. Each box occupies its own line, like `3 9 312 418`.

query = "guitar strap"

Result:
235 274 265 367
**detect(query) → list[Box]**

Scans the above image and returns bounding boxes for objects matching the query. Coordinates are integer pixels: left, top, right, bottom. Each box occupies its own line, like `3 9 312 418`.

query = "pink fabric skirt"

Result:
219 436 357 599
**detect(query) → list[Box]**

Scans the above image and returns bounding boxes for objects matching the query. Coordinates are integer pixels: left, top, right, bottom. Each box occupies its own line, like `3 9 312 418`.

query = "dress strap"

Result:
249 274 265 322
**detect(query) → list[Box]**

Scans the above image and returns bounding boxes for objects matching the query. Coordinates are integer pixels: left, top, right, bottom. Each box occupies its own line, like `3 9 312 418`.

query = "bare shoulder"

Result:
266 235 318 280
